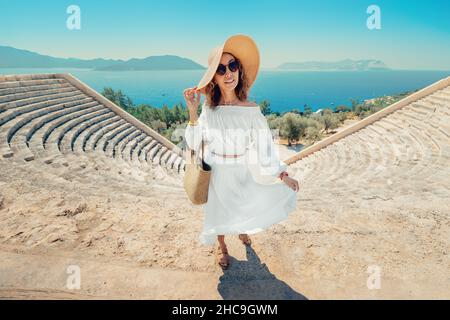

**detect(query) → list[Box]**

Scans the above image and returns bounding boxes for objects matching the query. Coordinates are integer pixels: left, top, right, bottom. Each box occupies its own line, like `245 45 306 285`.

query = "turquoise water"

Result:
1 68 448 112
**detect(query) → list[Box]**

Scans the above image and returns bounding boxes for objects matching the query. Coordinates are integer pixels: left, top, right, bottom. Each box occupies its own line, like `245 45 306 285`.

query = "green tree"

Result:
259 100 272 115
305 125 323 145
173 103 186 124
350 98 360 112
335 105 351 113
303 104 313 117
336 111 348 123
322 107 334 115
150 119 167 133
160 104 175 125
102 87 133 110
279 113 306 146
266 114 281 130
321 113 340 134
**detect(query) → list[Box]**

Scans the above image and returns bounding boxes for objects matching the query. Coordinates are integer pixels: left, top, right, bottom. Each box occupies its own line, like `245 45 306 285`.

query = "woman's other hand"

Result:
282 176 300 192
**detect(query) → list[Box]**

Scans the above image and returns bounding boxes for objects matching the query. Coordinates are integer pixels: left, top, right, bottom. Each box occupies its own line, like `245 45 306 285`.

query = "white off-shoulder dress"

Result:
184 102 297 245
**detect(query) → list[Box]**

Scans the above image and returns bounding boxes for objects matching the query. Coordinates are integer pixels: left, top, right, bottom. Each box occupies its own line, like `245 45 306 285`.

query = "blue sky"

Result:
1 0 449 69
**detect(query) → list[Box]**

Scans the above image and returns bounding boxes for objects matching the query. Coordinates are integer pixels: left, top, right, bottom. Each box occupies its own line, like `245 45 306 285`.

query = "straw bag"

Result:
183 139 211 205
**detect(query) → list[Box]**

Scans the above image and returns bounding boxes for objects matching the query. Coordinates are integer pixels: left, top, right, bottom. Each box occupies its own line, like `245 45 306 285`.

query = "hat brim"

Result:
196 34 260 93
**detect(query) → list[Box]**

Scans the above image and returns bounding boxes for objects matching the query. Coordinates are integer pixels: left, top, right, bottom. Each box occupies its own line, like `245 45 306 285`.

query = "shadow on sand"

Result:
217 245 308 300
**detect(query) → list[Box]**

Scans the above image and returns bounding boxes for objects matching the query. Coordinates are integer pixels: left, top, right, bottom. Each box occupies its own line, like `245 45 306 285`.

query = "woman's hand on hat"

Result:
183 86 201 112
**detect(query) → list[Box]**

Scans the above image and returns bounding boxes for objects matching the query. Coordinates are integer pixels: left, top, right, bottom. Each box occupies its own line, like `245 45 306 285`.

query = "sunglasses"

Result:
216 60 240 76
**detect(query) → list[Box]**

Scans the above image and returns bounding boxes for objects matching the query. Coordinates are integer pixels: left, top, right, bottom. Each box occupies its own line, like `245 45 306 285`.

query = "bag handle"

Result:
189 138 205 165
201 138 205 161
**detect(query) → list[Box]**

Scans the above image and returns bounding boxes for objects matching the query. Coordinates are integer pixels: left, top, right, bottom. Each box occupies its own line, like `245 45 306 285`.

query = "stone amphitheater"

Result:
0 73 448 299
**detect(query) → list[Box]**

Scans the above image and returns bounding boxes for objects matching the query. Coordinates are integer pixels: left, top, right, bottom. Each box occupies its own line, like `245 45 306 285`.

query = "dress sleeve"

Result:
184 104 207 154
250 110 288 178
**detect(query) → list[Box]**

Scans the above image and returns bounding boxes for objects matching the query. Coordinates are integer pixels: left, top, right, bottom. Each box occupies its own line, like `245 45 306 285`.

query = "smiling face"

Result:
204 51 249 107
213 52 240 93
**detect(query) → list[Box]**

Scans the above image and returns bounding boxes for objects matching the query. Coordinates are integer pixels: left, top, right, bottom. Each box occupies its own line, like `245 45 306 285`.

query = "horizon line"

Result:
3 44 449 71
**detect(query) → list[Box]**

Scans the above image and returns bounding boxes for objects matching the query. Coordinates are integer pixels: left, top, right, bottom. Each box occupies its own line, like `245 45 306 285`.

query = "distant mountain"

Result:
0 45 205 71
94 55 204 71
277 59 389 71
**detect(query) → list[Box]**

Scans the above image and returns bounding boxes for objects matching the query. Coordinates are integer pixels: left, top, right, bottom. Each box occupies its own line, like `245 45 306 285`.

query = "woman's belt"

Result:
211 150 246 158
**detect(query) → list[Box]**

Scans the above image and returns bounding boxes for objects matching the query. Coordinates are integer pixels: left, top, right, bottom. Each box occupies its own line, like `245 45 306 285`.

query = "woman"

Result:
183 34 300 269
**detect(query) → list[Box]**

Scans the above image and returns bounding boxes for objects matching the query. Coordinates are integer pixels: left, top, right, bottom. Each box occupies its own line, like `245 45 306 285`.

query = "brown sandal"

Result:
215 245 229 269
238 234 252 246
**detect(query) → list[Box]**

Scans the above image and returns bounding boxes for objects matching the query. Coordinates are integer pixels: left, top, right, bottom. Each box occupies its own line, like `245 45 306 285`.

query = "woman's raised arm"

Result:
184 104 207 154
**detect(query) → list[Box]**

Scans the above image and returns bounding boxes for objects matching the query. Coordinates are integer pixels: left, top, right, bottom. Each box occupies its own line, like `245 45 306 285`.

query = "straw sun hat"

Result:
196 34 260 94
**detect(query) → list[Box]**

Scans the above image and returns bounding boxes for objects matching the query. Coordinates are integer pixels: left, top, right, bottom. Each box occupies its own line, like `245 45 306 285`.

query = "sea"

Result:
1 68 448 113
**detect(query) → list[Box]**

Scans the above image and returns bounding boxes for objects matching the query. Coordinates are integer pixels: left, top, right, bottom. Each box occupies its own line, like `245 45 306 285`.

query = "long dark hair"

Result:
204 53 250 109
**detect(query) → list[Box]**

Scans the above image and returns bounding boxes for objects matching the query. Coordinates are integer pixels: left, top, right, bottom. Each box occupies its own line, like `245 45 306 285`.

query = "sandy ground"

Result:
0 150 448 300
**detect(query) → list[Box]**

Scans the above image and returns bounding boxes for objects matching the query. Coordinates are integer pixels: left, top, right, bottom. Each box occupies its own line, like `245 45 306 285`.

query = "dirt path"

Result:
1 157 448 299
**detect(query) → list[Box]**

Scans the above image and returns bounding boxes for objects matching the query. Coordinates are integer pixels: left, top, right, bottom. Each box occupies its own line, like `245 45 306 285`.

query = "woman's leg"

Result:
238 233 252 245
217 235 226 249
216 235 229 267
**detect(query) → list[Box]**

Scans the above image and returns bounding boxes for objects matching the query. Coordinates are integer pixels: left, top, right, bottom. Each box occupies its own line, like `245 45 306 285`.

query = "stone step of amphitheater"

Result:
0 73 449 299
0 74 185 184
